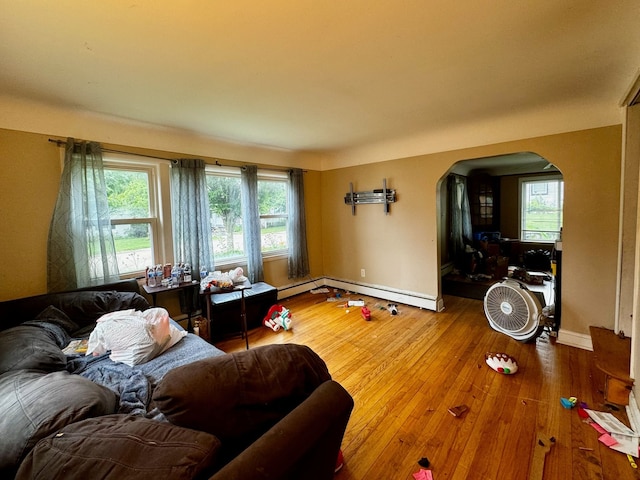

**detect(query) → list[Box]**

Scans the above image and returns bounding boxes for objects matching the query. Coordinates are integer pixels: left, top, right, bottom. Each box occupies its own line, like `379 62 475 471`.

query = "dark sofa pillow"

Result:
16 414 221 480
0 289 149 333
0 324 67 375
34 305 79 333
153 344 331 442
65 291 151 336
0 370 117 476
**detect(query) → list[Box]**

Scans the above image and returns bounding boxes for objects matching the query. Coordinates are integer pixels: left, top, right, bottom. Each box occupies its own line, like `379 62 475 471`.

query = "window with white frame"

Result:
103 160 161 275
206 167 288 263
520 175 564 242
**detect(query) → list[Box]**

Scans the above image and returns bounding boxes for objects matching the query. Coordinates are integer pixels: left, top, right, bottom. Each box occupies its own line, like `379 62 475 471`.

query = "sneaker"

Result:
335 449 344 473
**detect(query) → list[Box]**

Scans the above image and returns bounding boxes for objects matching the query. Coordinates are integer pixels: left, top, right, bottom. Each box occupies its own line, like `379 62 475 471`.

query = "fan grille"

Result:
485 284 530 332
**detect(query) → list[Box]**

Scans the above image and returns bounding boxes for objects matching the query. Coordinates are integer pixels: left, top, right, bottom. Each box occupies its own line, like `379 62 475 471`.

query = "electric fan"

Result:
483 279 544 342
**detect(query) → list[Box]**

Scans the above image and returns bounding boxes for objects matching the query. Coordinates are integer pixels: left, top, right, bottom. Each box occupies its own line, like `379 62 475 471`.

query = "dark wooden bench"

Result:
202 282 278 340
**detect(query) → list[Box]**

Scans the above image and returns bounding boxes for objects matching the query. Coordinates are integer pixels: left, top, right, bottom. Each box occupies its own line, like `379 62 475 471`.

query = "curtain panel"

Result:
240 165 264 283
448 174 473 269
170 159 214 277
47 138 120 292
287 168 309 279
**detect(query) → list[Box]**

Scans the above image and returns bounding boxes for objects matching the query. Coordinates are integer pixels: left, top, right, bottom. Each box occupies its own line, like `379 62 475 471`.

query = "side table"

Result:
142 281 200 333
201 281 252 349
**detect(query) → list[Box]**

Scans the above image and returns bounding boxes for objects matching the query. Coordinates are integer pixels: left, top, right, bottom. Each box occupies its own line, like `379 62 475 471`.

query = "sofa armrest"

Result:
209 380 353 480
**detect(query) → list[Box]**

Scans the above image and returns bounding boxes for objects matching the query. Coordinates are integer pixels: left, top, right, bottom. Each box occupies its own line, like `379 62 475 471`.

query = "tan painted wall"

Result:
0 125 622 339
0 129 61 300
321 125 622 336
0 129 324 306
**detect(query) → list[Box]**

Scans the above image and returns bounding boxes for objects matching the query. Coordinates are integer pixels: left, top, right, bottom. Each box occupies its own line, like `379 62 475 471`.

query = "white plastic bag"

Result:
86 308 186 366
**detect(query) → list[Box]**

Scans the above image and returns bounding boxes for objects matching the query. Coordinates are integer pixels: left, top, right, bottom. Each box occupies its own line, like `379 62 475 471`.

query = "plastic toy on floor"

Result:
263 304 292 332
485 352 519 374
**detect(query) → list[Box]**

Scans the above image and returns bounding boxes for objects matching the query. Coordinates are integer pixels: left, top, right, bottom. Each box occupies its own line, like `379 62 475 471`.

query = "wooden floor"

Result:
213 291 640 480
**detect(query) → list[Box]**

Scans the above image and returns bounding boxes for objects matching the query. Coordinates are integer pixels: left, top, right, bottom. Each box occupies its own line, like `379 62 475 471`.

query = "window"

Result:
104 161 160 275
520 176 563 241
206 168 288 263
257 173 288 254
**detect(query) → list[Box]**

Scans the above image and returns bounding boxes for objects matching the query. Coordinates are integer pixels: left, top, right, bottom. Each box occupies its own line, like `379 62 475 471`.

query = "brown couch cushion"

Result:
16 414 221 480
153 344 331 443
0 290 149 334
0 370 117 476
0 324 67 375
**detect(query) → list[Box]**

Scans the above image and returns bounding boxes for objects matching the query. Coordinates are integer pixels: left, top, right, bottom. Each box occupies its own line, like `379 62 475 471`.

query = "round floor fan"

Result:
483 279 544 342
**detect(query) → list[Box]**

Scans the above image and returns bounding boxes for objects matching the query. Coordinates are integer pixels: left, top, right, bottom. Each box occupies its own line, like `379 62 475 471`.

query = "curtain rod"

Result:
48 139 304 172
49 138 178 162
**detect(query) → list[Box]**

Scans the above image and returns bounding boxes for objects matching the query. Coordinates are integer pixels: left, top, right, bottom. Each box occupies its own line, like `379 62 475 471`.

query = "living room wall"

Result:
0 128 324 303
0 123 623 345
321 125 621 343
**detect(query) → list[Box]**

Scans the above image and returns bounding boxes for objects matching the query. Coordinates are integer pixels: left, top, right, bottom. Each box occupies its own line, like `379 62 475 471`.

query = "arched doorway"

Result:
437 152 564 324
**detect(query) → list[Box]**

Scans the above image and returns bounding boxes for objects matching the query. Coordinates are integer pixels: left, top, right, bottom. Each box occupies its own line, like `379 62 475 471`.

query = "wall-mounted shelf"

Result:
344 179 396 215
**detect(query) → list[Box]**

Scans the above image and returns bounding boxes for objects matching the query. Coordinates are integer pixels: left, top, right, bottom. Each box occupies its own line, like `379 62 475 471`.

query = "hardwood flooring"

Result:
213 291 640 480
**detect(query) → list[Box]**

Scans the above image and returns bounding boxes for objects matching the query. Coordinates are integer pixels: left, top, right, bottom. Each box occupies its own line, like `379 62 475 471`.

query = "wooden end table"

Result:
142 280 201 333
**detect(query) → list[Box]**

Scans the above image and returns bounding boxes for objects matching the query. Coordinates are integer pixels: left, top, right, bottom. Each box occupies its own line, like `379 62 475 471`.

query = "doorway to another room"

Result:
439 152 563 323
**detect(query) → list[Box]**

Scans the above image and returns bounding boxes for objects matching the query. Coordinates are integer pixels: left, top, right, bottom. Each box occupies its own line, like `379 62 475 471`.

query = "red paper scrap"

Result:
589 422 608 435
599 433 619 447
412 468 434 480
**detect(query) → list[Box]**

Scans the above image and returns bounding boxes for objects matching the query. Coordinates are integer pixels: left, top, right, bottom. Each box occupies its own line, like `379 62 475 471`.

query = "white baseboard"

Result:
277 276 440 311
276 279 594 347
556 328 593 351
277 279 321 299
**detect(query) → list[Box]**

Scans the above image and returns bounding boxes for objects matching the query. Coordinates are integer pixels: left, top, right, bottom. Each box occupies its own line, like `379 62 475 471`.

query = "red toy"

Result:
361 306 371 321
263 304 292 331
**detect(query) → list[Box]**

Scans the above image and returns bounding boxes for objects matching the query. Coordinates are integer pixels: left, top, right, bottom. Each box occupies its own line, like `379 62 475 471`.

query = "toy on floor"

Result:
361 306 371 321
263 304 292 332
560 396 577 409
485 352 519 374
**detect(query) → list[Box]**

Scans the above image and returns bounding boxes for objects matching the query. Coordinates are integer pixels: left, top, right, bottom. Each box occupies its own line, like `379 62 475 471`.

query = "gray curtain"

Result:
241 165 264 283
448 174 473 269
47 138 120 292
170 159 214 277
287 168 309 278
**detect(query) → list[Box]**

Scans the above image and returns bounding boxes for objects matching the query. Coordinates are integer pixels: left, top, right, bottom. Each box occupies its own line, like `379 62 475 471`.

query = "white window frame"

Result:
519 174 563 243
258 170 289 260
103 155 166 278
205 166 289 268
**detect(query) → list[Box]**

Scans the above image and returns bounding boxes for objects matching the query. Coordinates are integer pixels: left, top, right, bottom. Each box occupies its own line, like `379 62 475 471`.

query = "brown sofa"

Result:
0 280 353 479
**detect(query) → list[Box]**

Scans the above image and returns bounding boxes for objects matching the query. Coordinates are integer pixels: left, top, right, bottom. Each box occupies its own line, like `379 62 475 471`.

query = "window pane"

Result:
258 180 288 253
261 217 288 252
104 170 150 219
258 180 287 215
521 179 563 241
104 168 154 273
111 223 153 273
207 175 244 258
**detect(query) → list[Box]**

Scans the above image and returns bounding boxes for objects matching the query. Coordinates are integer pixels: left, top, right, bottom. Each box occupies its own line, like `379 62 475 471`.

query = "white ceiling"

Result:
2 1 640 155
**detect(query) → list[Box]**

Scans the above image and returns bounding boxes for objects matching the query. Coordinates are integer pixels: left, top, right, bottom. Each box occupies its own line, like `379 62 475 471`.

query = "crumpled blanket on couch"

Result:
68 359 151 416
67 331 225 417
